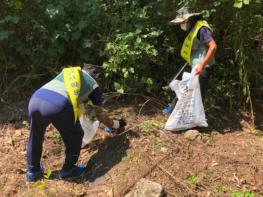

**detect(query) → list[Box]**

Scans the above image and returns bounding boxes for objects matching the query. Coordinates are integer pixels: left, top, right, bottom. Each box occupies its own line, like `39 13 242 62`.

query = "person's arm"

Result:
195 27 217 75
195 39 217 75
84 103 126 129
87 87 126 129
89 87 102 106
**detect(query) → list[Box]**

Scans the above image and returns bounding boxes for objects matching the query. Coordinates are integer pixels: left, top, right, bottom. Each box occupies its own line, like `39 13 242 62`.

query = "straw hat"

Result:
170 7 201 25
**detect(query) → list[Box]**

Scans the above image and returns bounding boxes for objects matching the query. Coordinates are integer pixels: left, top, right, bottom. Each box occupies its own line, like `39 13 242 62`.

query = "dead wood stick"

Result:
138 98 151 116
114 124 140 137
1 73 45 97
143 152 196 196
103 92 166 106
119 152 171 196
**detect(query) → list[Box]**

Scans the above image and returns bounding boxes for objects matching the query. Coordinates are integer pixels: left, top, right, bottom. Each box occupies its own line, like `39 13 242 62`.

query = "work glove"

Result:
118 118 127 128
116 118 127 134
104 118 127 134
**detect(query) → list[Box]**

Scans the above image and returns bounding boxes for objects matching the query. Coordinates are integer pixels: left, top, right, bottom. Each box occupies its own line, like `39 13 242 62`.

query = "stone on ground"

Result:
184 129 201 141
125 179 165 197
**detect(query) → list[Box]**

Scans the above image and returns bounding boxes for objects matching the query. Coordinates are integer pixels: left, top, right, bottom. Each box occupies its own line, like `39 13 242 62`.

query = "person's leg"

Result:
60 121 84 171
199 67 212 102
50 106 84 172
27 97 54 181
163 96 178 114
27 98 49 173
169 97 178 109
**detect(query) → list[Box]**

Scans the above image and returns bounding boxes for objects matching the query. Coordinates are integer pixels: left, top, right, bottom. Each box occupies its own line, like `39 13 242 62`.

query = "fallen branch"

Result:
138 98 151 116
120 145 196 196
119 152 171 196
103 92 166 107
0 73 46 97
143 152 196 196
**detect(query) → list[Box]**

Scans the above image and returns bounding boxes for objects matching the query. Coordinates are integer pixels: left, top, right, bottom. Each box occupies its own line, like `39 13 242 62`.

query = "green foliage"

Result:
49 131 62 142
213 186 263 197
250 128 262 135
186 175 200 187
35 181 45 189
22 120 29 129
0 0 262 114
44 169 52 179
1 0 109 69
232 190 262 197
103 28 160 92
234 0 250 8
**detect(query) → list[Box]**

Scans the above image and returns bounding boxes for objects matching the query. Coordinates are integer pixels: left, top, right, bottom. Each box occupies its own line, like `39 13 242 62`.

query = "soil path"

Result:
0 101 262 197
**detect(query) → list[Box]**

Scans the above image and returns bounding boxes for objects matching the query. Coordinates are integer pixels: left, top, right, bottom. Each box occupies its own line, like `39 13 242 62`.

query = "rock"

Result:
184 130 201 141
125 179 165 197
201 135 210 143
160 147 168 153
211 160 219 167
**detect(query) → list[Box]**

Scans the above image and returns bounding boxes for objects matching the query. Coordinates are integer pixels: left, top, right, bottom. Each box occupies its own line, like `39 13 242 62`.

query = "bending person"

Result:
26 65 126 181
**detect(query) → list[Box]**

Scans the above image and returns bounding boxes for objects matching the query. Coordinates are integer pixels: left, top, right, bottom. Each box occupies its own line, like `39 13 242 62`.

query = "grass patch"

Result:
250 128 262 135
35 181 45 189
49 131 62 142
213 186 233 196
213 186 263 197
186 175 199 187
138 120 164 134
22 120 29 129
44 169 52 179
232 190 263 197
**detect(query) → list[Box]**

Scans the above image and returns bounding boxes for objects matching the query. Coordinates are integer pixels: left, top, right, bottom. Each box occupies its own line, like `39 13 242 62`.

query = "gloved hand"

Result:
115 118 126 134
118 118 127 128
104 118 127 133
104 127 113 132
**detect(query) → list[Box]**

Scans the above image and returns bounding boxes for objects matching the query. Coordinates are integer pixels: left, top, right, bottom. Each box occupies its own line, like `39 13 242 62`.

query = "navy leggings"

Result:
27 96 84 172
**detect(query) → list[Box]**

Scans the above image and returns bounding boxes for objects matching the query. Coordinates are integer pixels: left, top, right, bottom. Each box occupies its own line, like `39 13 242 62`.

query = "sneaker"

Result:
60 165 86 179
26 166 44 182
162 106 173 115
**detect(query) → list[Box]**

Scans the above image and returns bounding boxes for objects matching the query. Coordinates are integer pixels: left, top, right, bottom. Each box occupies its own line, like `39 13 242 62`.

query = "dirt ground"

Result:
0 96 263 197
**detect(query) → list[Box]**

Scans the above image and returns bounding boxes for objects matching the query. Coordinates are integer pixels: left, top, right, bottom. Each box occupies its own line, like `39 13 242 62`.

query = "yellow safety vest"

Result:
64 66 81 124
181 20 211 64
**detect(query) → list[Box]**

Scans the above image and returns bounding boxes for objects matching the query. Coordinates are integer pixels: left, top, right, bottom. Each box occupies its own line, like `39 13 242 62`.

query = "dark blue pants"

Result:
27 94 84 172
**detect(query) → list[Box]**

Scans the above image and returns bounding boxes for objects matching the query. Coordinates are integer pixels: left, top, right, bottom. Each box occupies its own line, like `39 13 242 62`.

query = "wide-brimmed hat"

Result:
170 7 201 25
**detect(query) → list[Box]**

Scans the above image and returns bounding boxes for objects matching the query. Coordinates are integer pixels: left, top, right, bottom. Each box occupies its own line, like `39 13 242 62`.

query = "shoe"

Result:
162 106 173 115
60 165 86 179
26 166 44 182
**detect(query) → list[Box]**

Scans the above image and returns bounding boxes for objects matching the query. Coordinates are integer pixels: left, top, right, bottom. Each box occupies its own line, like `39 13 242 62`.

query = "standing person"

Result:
26 65 126 182
163 7 217 114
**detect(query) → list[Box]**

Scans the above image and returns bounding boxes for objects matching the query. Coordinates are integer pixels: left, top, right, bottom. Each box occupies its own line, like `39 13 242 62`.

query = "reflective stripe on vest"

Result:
64 66 81 124
181 20 211 64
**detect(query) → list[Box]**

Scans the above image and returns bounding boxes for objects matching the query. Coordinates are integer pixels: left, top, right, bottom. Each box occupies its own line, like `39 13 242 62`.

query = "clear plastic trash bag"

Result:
165 71 208 131
79 114 100 148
